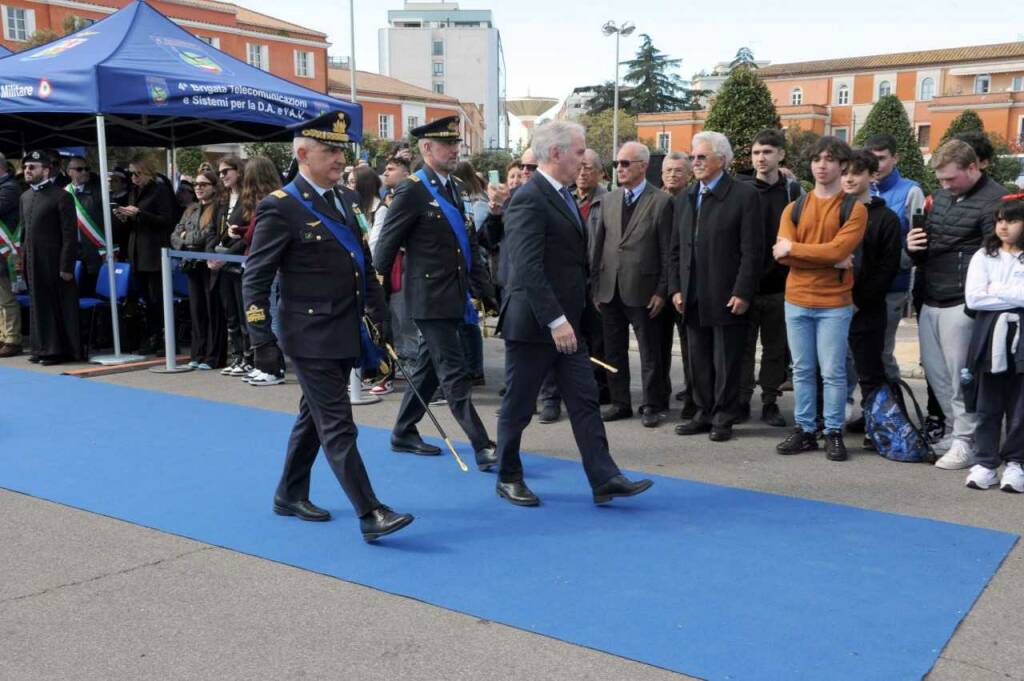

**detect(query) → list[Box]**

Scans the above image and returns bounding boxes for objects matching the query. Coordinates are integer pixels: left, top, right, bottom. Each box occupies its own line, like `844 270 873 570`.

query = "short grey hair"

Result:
531 120 585 162
664 151 691 170
619 141 650 163
692 131 734 167
583 148 602 168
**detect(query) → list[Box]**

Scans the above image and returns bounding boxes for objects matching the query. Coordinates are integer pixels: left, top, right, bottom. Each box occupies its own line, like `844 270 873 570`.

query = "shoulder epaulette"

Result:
409 174 421 183
271 189 287 198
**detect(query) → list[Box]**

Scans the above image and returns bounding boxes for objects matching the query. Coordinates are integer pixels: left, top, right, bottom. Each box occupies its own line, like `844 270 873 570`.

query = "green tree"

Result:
579 109 637 169
242 142 293 172
784 125 821 184
586 82 623 116
729 47 757 71
24 28 60 49
622 34 699 113
469 149 514 181
174 147 207 177
939 109 984 146
853 94 930 187
702 66 780 173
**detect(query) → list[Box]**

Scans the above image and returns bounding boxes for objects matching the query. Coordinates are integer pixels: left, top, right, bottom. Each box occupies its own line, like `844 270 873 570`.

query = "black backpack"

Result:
789 192 858 227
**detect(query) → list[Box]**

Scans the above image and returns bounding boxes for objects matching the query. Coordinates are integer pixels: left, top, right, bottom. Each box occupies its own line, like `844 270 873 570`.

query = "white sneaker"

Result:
965 465 999 490
249 370 285 387
935 439 975 470
932 435 955 453
1000 462 1024 493
220 360 239 376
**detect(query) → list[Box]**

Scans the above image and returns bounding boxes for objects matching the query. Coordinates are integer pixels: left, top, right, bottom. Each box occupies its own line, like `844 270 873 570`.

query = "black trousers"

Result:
685 306 748 427
662 308 693 408
849 304 887 407
135 270 164 340
394 317 490 451
974 367 1024 469
278 357 381 517
498 340 621 487
186 265 226 366
218 270 251 363
739 291 788 406
602 290 669 411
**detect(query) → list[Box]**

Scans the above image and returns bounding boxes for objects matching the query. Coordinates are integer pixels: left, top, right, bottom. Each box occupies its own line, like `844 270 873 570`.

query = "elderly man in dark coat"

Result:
21 150 80 365
668 132 763 442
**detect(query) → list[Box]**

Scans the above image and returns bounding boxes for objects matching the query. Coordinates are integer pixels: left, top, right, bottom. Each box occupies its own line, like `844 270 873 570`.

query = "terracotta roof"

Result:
233 6 326 38
757 41 1024 78
329 68 460 104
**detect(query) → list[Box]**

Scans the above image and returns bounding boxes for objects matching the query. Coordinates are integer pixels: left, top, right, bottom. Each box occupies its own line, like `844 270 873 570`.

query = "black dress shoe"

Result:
761 403 787 428
496 480 539 506
475 443 498 472
709 425 733 442
675 419 712 435
538 403 561 424
592 475 653 505
391 434 442 456
601 405 633 422
39 356 66 366
273 498 331 521
28 355 41 363
360 505 414 542
640 407 665 428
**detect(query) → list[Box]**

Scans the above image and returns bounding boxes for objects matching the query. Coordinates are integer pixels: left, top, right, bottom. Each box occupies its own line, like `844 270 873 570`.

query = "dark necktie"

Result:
443 180 458 207
322 189 339 216
559 186 582 228
624 188 635 207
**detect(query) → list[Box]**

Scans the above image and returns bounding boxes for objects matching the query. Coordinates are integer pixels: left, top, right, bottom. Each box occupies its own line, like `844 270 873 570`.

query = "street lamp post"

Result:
602 19 635 182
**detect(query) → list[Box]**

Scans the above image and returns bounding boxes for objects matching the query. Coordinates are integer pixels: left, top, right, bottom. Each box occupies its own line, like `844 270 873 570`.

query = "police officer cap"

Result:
24 150 51 166
292 110 352 148
410 115 461 142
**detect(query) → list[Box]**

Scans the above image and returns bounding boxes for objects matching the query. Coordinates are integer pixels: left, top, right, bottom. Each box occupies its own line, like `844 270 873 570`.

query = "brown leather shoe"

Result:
0 343 23 357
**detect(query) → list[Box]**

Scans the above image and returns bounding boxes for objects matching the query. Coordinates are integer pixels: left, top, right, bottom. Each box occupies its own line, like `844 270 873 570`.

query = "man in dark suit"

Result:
592 141 674 427
374 116 499 471
243 111 413 542
65 156 106 297
668 132 764 442
494 119 652 507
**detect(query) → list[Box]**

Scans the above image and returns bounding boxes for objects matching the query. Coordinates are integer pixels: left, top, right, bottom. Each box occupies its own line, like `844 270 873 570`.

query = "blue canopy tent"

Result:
0 45 11 58
0 0 361 361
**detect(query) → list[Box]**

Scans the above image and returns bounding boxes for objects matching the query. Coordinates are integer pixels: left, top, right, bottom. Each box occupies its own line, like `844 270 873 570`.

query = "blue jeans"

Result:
785 302 854 432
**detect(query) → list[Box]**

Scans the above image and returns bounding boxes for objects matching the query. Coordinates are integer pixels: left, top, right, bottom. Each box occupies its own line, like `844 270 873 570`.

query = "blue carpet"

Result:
2 367 1016 680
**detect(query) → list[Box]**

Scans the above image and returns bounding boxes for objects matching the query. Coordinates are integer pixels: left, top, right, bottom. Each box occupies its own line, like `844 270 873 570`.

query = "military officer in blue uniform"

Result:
374 116 500 471
242 111 413 542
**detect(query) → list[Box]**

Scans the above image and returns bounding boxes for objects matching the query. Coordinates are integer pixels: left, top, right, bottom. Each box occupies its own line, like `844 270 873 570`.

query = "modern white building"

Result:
378 1 507 148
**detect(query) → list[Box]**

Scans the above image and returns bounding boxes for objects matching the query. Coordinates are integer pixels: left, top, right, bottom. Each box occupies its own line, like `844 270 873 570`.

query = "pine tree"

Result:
622 34 697 113
702 66 780 173
939 109 984 146
853 94 929 187
586 81 624 116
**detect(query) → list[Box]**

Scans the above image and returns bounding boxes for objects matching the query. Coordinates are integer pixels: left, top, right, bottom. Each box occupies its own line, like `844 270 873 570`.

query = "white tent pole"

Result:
96 114 122 357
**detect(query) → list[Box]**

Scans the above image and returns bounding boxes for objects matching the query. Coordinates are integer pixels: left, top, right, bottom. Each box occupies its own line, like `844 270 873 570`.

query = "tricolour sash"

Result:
66 185 116 256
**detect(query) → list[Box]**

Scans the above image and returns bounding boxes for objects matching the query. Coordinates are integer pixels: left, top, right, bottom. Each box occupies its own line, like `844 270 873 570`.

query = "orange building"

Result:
0 0 330 92
329 67 486 155
639 41 1024 156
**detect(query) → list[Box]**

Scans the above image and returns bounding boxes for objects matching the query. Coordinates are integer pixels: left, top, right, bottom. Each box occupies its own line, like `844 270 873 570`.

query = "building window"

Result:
836 84 849 105
247 43 269 71
917 124 931 148
878 80 892 98
432 62 444 76
198 36 220 48
433 82 444 95
432 40 443 56
975 74 991 94
407 115 420 131
3 6 34 41
833 127 848 143
790 88 802 105
657 132 670 152
378 114 393 140
294 50 314 78
920 77 935 101
1014 76 1023 92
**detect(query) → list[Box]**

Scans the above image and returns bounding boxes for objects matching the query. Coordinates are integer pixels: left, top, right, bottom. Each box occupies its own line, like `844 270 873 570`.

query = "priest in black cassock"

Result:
21 150 80 365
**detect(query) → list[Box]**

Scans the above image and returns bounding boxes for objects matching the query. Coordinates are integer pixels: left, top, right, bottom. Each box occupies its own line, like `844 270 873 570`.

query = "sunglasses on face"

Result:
691 154 710 163
612 159 641 168
194 182 213 188
520 164 538 172
129 171 140 177
218 168 235 176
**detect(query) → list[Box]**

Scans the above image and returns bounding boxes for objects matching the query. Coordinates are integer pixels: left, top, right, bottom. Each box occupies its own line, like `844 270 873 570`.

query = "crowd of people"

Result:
2 119 1023 503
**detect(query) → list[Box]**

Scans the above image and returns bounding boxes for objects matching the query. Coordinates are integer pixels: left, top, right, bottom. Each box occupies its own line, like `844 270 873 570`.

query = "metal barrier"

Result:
154 247 380 404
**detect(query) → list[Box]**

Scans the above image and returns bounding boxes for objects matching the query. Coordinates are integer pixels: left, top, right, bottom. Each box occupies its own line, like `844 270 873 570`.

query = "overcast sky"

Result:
243 0 1023 111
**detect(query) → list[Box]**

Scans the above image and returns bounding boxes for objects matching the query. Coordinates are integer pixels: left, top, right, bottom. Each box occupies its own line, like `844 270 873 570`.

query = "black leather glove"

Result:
254 344 285 376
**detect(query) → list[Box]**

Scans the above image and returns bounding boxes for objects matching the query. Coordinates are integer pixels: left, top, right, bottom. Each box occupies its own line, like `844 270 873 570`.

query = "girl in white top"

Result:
963 199 1024 493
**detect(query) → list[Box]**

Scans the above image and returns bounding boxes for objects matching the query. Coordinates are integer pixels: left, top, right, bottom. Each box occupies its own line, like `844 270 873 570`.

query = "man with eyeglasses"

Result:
65 156 105 297
668 132 764 442
592 142 674 427
20 150 81 365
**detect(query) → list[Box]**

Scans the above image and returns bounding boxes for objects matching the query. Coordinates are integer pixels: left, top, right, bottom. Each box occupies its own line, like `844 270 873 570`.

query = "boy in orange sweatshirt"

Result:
772 137 867 461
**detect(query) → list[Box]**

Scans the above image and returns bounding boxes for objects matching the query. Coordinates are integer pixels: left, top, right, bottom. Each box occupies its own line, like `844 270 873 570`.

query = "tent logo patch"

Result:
152 36 225 75
146 76 169 105
37 79 51 99
23 34 95 61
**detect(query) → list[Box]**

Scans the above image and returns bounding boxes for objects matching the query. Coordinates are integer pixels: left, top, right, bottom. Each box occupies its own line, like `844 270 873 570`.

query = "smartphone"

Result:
911 208 926 232
488 169 500 185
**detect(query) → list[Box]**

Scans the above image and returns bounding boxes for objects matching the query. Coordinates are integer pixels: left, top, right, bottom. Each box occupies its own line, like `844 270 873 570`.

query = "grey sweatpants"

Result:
918 303 977 443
